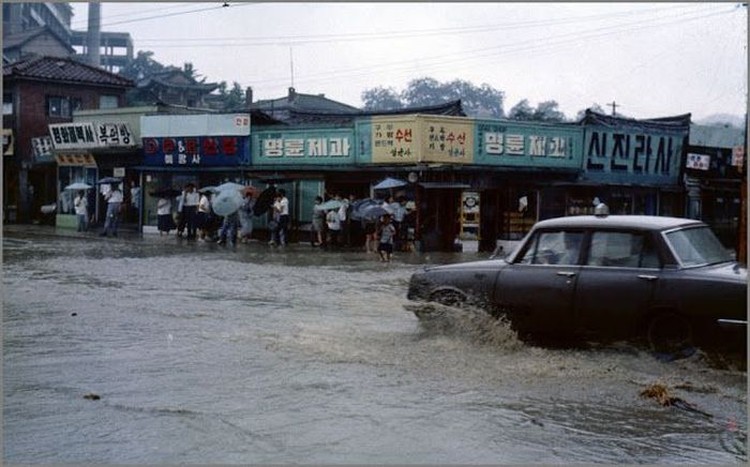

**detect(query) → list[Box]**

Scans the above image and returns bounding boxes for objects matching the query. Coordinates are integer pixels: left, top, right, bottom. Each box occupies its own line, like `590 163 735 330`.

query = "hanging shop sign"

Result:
48 122 135 150
732 146 745 168
473 120 582 170
251 128 355 166
357 115 474 164
141 114 252 167
55 153 96 166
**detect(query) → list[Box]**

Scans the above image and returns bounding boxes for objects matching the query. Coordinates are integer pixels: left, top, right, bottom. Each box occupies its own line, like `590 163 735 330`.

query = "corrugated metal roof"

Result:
3 55 133 88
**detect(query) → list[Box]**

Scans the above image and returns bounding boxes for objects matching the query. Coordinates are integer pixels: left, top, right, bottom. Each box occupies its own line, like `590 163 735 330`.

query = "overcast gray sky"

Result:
71 2 747 121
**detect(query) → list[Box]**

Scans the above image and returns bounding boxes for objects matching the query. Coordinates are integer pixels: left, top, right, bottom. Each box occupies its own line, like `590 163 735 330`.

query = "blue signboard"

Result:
582 126 687 185
142 136 250 167
251 128 355 166
473 119 583 170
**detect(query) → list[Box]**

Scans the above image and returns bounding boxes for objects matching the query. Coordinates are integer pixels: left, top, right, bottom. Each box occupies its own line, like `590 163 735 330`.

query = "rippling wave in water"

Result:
3 235 747 464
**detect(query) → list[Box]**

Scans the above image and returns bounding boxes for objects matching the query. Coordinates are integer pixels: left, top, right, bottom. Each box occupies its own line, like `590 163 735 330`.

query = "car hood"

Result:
422 259 508 273
687 262 748 282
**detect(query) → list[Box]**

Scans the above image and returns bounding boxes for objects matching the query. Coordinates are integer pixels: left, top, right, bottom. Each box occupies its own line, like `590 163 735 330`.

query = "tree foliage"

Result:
361 77 505 118
361 86 403 111
118 50 166 81
217 81 246 110
509 99 566 122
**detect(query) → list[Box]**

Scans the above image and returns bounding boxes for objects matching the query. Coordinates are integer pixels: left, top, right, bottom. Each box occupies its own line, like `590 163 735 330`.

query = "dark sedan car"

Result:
407 215 747 353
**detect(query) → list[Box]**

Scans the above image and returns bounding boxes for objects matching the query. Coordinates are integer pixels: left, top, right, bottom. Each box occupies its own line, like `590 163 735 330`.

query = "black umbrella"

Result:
96 176 122 185
253 186 277 216
149 188 182 198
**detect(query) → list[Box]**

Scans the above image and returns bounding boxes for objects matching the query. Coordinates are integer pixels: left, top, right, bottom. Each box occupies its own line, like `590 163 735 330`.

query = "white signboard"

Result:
141 114 251 138
49 122 135 150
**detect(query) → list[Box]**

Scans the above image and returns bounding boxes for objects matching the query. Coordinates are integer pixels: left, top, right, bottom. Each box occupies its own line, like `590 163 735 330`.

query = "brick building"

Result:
3 55 133 222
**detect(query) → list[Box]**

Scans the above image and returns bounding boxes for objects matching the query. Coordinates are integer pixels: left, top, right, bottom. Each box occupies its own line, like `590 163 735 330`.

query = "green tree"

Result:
509 99 567 122
217 81 246 110
361 77 505 118
508 99 535 121
532 100 566 122
118 50 166 81
361 86 403 111
574 103 606 121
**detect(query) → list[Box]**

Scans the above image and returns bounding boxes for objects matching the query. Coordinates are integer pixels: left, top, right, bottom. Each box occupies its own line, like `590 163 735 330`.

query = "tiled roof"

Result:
251 91 361 114
3 55 133 88
579 109 691 130
281 99 466 125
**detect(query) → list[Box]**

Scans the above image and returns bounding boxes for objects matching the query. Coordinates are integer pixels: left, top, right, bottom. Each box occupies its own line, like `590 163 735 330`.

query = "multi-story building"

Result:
3 55 133 223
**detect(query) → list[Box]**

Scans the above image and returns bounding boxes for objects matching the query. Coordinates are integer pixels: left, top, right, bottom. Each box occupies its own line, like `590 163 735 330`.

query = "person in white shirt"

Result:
157 197 175 235
74 190 88 232
182 183 200 240
100 183 123 237
326 207 342 248
270 188 290 246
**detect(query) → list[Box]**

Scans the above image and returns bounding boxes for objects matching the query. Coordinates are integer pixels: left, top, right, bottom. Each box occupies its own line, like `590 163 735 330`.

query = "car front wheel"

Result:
647 312 694 357
429 289 466 307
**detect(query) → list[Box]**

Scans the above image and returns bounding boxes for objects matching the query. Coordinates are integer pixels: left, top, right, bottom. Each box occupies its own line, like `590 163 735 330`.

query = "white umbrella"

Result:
373 177 407 190
215 182 246 192
63 182 93 190
314 199 343 211
212 188 243 216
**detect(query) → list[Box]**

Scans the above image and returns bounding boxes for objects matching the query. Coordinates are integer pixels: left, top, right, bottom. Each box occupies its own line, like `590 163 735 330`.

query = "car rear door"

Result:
497 229 584 335
573 230 661 339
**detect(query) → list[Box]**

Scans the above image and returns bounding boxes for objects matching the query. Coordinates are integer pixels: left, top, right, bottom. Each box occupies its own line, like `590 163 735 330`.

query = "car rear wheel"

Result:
429 289 466 307
647 312 694 357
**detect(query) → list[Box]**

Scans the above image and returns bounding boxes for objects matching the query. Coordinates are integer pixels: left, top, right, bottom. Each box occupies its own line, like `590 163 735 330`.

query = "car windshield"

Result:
664 226 733 267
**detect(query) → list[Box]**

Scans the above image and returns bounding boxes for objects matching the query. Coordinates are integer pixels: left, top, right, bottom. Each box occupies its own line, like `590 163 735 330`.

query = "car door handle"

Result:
556 271 576 277
637 274 658 281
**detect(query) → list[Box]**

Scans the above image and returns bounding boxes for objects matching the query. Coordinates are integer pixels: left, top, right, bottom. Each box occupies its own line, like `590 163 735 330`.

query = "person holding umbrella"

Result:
73 190 88 232
100 182 123 237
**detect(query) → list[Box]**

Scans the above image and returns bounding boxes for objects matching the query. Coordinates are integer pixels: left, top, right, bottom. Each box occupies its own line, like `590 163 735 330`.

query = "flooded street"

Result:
3 232 747 464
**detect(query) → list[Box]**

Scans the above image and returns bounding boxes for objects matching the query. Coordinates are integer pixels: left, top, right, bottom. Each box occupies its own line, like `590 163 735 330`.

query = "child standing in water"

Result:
377 213 396 262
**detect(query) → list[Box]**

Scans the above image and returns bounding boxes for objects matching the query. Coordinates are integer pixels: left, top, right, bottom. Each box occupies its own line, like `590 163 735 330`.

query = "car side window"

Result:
586 231 661 268
517 230 583 265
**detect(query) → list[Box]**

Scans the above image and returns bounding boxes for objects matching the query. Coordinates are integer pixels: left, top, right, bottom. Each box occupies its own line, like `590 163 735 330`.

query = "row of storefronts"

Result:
47 107 745 253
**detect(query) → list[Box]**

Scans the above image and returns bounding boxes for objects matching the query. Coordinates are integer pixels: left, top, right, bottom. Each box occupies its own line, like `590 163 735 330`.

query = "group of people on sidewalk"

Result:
311 193 415 262
93 182 414 261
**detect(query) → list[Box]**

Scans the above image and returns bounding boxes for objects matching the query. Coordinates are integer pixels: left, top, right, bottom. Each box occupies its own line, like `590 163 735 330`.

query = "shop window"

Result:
99 95 119 109
3 93 12 115
47 96 72 117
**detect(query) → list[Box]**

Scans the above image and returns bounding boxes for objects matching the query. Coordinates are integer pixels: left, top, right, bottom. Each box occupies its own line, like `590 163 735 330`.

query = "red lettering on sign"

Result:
163 138 176 153
222 137 237 155
186 138 199 154
144 138 159 154
202 138 219 156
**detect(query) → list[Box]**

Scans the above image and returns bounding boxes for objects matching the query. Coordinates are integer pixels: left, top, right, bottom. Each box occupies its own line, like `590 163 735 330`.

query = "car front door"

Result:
573 230 661 339
497 229 584 336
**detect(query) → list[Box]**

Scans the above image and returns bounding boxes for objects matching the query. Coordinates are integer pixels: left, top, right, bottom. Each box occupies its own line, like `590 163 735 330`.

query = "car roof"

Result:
533 215 705 231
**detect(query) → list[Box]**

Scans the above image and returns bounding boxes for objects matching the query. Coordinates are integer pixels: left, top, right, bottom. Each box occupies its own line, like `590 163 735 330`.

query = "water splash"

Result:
404 302 522 350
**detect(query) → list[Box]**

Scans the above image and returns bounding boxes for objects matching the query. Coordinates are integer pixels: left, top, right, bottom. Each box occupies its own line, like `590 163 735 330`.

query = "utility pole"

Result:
607 101 618 116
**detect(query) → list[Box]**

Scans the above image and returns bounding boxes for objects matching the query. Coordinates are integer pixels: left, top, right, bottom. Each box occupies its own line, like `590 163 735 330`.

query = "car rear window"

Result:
664 226 733 267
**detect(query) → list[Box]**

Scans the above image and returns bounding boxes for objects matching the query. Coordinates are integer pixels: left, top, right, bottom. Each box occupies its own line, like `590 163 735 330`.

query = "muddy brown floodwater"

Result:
3 233 747 464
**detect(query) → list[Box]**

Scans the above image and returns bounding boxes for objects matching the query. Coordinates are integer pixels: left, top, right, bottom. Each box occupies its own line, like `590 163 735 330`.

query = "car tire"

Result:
647 312 694 357
429 289 466 307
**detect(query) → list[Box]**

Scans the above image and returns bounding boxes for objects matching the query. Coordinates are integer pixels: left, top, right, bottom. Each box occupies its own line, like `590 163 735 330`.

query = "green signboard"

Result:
473 119 583 170
251 128 355 166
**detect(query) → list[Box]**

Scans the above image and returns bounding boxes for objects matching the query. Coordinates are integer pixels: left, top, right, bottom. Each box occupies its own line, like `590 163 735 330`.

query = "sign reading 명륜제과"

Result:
473 120 582 170
251 128 355 166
